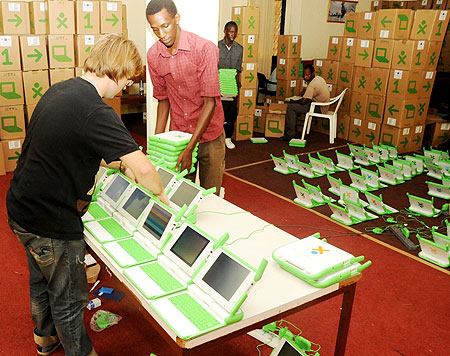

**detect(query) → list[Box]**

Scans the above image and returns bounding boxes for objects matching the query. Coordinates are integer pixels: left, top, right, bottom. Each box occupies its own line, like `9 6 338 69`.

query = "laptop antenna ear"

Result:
202 187 216 196
175 204 188 222
176 169 189 180
254 258 268 281
214 232 229 249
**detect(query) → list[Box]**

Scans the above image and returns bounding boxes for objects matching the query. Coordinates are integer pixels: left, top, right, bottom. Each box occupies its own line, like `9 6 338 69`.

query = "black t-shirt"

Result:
6 77 138 240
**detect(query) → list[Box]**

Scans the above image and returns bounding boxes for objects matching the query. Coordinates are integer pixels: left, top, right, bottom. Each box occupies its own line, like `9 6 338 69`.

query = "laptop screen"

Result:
104 175 130 203
170 226 209 267
201 252 250 301
169 181 200 208
273 339 304 356
122 188 150 220
157 168 175 189
142 203 172 240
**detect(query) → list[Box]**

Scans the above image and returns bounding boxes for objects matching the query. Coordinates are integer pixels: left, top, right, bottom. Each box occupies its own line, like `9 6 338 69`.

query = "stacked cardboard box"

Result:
437 11 450 71
371 1 449 11
318 8 448 153
233 6 259 141
0 1 127 172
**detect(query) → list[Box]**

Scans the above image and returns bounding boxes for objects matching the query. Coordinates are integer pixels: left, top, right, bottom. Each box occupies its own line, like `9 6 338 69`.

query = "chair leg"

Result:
301 113 310 141
329 117 335 144
306 114 312 134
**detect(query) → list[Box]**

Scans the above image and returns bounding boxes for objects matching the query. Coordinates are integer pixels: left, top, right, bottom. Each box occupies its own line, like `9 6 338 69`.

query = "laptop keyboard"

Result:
98 219 130 239
87 203 110 220
117 239 154 262
141 263 184 292
169 293 220 331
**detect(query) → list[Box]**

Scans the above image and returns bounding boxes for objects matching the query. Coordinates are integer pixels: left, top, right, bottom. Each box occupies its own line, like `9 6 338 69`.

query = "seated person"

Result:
281 64 330 141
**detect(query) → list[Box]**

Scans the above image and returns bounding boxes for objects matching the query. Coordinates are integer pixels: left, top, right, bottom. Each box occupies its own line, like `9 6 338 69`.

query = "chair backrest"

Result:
330 88 348 114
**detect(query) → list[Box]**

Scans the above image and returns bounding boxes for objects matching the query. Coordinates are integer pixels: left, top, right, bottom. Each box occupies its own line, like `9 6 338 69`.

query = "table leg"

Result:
334 283 357 356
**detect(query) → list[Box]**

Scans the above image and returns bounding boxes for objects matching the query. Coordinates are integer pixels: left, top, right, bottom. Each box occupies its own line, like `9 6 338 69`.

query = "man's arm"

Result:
155 99 170 134
176 97 216 172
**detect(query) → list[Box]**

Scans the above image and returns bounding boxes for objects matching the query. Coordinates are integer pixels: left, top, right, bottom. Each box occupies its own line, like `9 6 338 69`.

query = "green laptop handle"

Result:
213 232 229 249
106 168 117 176
230 293 247 315
202 187 216 196
183 213 197 225
175 204 188 222
254 258 268 281
92 181 104 201
175 169 189 180
224 309 243 325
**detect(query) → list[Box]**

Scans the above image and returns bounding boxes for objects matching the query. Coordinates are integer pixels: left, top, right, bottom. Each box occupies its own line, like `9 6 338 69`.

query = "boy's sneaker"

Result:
225 138 235 149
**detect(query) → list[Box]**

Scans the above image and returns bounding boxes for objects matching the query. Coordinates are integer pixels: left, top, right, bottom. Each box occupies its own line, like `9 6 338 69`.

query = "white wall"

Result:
122 0 146 60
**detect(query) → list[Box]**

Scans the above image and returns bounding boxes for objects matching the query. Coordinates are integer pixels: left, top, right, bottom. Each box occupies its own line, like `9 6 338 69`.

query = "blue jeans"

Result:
8 216 93 356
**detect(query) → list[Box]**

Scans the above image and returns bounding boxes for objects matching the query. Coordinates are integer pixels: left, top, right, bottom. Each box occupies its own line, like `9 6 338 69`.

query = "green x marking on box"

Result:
32 82 43 98
398 51 407 65
417 20 427 35
57 12 68 29
358 76 366 89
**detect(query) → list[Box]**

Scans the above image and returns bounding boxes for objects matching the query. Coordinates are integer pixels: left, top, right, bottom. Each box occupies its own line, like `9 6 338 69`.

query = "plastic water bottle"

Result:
87 298 101 310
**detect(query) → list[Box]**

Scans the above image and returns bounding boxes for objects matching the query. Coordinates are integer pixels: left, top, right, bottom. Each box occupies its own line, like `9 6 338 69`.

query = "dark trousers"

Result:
222 98 238 138
285 101 320 137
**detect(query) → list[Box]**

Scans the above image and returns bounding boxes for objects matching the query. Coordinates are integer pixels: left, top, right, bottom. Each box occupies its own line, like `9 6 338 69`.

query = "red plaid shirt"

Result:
147 29 224 143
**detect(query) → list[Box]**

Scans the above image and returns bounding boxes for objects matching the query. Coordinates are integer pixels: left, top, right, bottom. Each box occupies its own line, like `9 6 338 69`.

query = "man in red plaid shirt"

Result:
146 0 225 195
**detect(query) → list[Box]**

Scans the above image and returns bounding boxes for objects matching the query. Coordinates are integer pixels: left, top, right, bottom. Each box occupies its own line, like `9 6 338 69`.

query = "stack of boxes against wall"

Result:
315 2 449 154
0 0 126 174
231 5 259 141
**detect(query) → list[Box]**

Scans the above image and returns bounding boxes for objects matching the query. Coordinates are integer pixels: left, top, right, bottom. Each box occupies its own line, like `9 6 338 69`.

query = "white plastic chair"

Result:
300 88 348 144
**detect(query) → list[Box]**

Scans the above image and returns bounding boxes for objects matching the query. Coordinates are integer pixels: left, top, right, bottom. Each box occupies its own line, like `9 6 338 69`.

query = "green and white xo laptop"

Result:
271 154 296 175
270 337 308 356
167 179 215 217
336 151 358 171
101 200 186 268
82 172 134 222
123 222 227 300
149 248 267 339
406 193 441 217
327 174 342 196
360 167 387 190
432 227 450 248
84 185 151 243
417 235 450 268
364 191 398 215
426 181 450 200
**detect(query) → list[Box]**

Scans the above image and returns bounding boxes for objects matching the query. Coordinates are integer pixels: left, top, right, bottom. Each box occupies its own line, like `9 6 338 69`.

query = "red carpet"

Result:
1 171 450 355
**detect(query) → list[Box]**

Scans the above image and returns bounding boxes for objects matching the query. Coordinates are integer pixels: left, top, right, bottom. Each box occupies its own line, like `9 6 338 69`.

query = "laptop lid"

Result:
309 155 326 174
407 193 436 216
327 174 341 195
271 155 290 173
167 179 203 213
117 185 152 225
336 151 354 169
418 237 450 267
163 223 215 276
192 248 255 314
328 202 353 225
100 173 133 208
293 182 313 207
270 337 308 356
156 166 177 191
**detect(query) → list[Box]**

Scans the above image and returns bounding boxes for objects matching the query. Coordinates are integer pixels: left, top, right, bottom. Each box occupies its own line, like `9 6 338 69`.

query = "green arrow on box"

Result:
27 49 43 63
106 14 119 27
366 131 375 142
388 104 399 116
8 14 22 27
352 127 361 137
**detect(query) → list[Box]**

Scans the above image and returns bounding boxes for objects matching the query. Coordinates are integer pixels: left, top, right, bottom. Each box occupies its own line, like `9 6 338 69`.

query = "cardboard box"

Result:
48 1 75 35
418 0 433 9
267 102 288 113
313 59 339 85
423 115 450 147
276 57 301 81
0 36 21 72
424 41 443 70
415 97 430 124
327 83 337 98
327 36 343 61
355 39 375 67
240 62 257 89
75 67 84 77
337 113 350 139
375 9 413 40
373 39 394 68
344 12 359 37
76 1 100 34
235 34 259 63
337 62 354 88
410 9 450 41
19 35 48 71
0 105 25 140
276 79 299 100
348 117 365 144
350 92 368 119
122 3 127 36
352 67 372 93
364 120 381 146
384 97 417 127
367 68 390 95
0 143 5 175
231 6 260 35
233 115 253 141
366 94 386 123
313 59 326 78
50 68 74 85
29 1 48 35
76 34 99 68
392 40 428 70
387 69 421 99
406 1 420 10
264 112 285 137
379 125 412 152
371 1 388 11
432 0 449 9
22 70 49 105
102 96 121 117
253 106 266 133
358 12 377 40
0 2 30 34
238 88 257 115
1 138 24 172
86 264 100 284
0 71 24 107
407 124 425 151
100 1 122 34
392 1 408 8
337 85 351 113
340 37 356 63
48 35 75 69
25 103 37 123
277 35 301 58
418 70 436 98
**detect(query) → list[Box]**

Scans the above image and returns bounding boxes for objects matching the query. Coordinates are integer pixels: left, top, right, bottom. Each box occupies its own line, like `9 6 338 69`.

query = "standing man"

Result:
281 64 330 141
218 21 243 150
7 35 168 356
146 0 225 194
